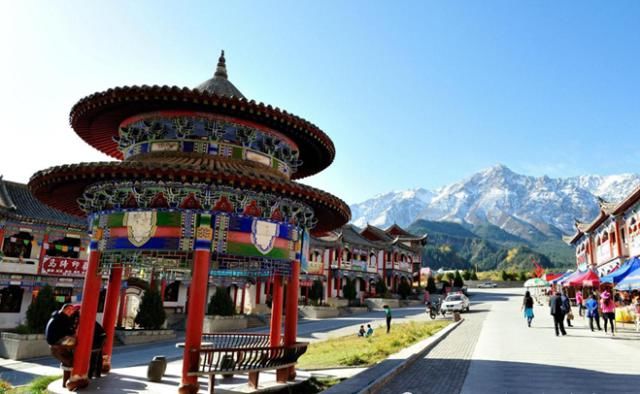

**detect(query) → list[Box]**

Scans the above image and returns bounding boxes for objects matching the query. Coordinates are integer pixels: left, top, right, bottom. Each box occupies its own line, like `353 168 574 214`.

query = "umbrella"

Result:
524 278 549 288
600 257 640 284
615 265 640 291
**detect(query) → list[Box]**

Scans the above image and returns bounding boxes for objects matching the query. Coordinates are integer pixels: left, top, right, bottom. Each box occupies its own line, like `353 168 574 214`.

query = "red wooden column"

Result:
179 219 212 394
101 264 123 373
240 285 246 314
327 249 333 299
280 260 300 381
269 275 284 346
160 278 167 300
255 279 261 304
0 227 5 251
67 249 102 391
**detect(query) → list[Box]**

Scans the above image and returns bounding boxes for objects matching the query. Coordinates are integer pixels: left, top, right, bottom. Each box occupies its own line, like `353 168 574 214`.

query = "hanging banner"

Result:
41 256 88 277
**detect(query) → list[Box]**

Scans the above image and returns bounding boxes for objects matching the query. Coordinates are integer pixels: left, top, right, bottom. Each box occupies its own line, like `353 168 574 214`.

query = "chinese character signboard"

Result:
41 257 88 277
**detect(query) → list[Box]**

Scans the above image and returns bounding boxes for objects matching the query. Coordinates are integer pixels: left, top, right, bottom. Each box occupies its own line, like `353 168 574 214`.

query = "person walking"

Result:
576 291 584 317
549 291 567 336
585 294 602 331
522 290 535 327
383 305 392 333
600 291 616 336
561 292 574 327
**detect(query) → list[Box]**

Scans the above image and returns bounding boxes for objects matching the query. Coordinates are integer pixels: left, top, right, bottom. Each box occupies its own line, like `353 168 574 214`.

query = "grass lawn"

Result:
297 320 449 370
1 375 61 394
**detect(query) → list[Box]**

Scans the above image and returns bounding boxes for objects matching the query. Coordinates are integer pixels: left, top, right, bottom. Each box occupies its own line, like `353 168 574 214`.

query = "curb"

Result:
327 319 464 394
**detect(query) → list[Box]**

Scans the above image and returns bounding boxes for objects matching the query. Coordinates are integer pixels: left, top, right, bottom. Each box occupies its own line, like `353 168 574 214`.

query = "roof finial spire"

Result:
214 50 228 79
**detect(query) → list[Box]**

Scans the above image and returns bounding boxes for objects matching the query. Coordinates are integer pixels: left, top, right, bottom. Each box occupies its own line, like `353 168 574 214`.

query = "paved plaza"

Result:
382 288 640 394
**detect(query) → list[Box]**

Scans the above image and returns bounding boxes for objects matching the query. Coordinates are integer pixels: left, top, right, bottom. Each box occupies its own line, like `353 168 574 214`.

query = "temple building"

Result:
29 51 350 392
0 177 89 329
566 186 640 275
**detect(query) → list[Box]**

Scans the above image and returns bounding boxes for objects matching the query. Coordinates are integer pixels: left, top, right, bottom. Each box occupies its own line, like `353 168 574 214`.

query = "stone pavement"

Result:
380 289 640 394
0 306 427 386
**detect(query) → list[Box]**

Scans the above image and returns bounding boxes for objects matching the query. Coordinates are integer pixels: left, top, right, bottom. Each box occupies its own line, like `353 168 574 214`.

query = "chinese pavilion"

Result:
29 51 350 392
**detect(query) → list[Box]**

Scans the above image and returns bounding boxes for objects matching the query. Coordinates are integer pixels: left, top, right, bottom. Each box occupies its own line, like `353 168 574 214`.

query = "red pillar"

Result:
101 264 123 373
0 227 5 251
269 275 284 347
327 249 333 299
67 249 102 391
255 279 261 304
160 278 167 301
240 285 246 314
280 261 300 381
179 247 211 394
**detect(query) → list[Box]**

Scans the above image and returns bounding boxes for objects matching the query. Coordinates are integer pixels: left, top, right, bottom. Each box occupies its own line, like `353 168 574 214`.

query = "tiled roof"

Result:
0 177 85 228
341 225 383 249
195 51 245 99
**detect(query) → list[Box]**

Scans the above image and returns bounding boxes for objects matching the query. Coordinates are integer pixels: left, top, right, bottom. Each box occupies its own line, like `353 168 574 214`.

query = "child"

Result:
365 324 374 337
358 325 365 337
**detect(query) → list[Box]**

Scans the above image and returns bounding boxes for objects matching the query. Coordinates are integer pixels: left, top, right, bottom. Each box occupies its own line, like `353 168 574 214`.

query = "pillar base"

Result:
66 375 89 391
178 383 200 394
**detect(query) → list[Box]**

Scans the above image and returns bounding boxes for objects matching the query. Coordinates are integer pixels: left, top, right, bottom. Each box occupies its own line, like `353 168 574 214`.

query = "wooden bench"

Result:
179 333 308 394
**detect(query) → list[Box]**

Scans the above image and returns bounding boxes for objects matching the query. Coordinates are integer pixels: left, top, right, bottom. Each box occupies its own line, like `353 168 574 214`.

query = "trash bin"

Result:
147 356 167 382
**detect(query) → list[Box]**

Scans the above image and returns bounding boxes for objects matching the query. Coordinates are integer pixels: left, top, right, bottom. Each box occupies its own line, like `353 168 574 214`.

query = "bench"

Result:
179 333 308 394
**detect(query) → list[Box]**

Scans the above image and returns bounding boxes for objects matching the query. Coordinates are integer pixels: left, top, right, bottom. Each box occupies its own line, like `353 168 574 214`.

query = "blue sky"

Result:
1 1 639 204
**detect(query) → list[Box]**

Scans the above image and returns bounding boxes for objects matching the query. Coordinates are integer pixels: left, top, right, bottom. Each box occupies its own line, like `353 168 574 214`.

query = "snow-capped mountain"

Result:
350 164 640 240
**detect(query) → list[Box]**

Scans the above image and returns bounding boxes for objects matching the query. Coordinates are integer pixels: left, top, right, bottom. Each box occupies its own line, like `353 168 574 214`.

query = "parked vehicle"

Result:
441 293 470 313
478 282 498 288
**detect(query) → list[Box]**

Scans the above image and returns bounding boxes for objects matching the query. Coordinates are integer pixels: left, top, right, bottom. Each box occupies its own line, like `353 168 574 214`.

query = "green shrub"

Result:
0 379 12 394
309 280 324 305
501 270 509 281
446 272 455 282
471 271 478 280
26 284 57 333
28 375 61 394
207 286 235 316
134 287 166 329
518 271 528 281
462 270 471 281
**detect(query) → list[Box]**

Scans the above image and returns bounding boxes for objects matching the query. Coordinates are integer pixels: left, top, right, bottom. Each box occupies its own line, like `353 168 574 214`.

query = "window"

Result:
47 237 81 258
164 281 181 302
2 231 34 259
0 286 24 313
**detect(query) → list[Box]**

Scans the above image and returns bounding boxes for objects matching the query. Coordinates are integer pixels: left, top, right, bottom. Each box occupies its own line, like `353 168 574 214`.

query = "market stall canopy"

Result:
549 271 574 284
524 278 549 288
567 270 599 287
615 266 640 291
600 257 640 284
558 270 583 286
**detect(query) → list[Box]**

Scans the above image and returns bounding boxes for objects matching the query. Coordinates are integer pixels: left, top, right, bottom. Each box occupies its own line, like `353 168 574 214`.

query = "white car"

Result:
441 293 470 313
478 282 498 288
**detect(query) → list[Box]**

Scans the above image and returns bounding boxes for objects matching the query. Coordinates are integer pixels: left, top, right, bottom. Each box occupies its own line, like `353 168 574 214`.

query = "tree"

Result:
446 272 455 282
309 280 324 306
435 273 444 282
26 284 57 333
462 270 471 281
135 287 166 329
397 279 412 300
453 270 464 288
375 279 387 296
501 270 509 281
426 275 437 293
342 278 357 302
207 286 235 316
518 271 528 281
471 270 478 280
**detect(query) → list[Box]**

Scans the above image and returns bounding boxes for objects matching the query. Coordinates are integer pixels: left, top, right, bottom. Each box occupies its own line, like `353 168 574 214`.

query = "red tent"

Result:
568 270 600 287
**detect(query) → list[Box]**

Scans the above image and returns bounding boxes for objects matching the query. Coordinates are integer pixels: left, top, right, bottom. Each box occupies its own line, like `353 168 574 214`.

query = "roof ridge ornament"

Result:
214 50 228 79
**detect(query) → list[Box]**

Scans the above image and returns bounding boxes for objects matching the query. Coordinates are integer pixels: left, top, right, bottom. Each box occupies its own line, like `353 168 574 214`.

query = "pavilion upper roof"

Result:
195 51 245 99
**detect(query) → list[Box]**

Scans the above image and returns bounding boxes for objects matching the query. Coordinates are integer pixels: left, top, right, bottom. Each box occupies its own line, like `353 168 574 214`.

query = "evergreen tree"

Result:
397 279 412 300
446 272 455 282
471 270 478 280
426 275 437 293
207 286 235 316
501 270 509 281
134 287 166 329
462 269 471 281
453 270 464 288
375 279 387 296
309 280 324 306
518 271 528 281
342 278 357 301
26 284 57 333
